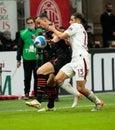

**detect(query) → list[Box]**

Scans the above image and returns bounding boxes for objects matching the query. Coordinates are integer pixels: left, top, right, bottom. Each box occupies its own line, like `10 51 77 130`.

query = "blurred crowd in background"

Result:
0 31 19 51
0 2 115 51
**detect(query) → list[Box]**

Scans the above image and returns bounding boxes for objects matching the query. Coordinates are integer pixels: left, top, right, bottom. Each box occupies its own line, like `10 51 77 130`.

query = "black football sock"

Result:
36 74 48 103
47 87 57 108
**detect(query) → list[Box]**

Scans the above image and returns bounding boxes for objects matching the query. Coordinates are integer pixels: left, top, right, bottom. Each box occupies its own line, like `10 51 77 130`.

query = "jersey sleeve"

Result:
65 23 78 37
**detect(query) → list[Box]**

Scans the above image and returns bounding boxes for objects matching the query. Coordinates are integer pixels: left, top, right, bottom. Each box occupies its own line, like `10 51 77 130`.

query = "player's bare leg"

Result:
26 62 54 109
77 80 104 111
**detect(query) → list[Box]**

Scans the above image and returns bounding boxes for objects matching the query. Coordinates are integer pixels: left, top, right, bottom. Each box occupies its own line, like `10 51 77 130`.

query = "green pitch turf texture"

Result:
0 93 115 130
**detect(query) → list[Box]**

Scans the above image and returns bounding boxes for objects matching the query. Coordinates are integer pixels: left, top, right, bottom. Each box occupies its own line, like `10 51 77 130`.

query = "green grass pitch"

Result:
0 93 115 130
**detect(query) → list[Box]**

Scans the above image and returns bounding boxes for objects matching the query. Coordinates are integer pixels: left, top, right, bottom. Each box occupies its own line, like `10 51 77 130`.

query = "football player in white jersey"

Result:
48 12 104 111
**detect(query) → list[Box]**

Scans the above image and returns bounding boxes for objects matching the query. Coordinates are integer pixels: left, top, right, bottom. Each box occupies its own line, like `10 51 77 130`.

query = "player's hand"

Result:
64 38 71 46
46 39 52 43
17 61 21 68
113 31 115 36
36 54 40 59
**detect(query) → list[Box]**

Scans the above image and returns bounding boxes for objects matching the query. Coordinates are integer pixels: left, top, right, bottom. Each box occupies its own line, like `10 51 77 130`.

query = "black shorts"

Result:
50 57 70 75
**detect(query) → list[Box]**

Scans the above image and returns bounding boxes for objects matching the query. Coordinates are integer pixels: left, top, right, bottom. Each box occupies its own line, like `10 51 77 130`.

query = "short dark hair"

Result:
72 12 85 21
105 2 112 8
38 11 48 18
26 17 35 23
38 11 52 22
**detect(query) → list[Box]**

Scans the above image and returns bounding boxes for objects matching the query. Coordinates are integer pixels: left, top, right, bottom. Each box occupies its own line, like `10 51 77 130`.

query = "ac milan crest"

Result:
37 0 62 28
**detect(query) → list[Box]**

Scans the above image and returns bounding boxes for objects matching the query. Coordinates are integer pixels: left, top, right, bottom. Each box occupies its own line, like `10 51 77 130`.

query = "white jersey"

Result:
61 23 90 81
65 23 89 60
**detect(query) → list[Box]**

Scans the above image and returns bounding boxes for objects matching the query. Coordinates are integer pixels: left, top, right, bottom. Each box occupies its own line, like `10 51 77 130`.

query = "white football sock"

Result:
59 80 82 108
59 80 79 96
88 91 101 104
71 96 78 108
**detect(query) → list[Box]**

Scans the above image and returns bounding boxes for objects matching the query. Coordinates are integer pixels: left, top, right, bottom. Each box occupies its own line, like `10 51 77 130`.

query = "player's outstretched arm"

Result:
48 25 68 39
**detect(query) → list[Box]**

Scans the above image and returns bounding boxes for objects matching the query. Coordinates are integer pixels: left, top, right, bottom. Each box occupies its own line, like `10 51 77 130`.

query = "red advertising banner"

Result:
30 0 70 29
0 0 17 39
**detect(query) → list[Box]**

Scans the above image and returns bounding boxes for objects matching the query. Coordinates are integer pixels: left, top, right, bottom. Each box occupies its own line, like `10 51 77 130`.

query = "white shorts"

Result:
60 54 90 81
